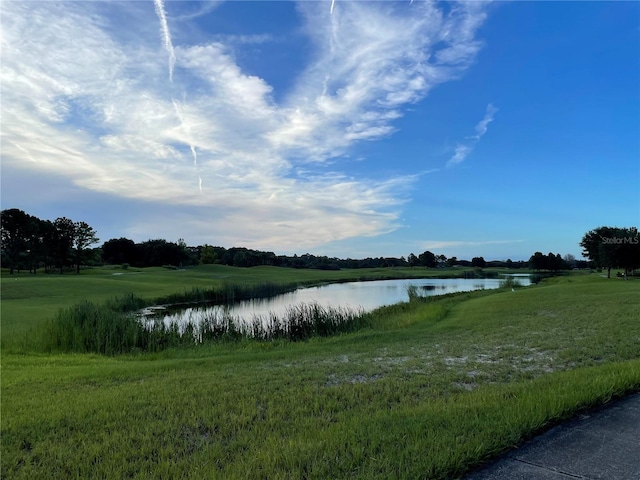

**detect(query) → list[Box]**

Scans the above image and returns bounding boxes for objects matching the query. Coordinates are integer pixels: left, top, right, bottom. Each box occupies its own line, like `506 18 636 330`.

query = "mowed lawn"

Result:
1 267 639 479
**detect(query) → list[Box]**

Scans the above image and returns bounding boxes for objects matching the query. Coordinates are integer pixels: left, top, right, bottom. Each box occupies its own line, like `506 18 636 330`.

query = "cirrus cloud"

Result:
1 0 489 250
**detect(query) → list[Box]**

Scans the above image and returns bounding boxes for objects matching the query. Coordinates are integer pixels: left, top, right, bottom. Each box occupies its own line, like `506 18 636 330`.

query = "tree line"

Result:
1 209 98 274
3 209 635 275
580 226 640 279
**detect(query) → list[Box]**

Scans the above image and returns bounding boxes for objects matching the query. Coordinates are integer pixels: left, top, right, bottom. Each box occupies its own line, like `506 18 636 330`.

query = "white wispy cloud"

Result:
421 239 524 250
211 33 275 45
447 103 498 167
1 0 489 250
474 103 498 138
448 144 473 167
174 1 222 22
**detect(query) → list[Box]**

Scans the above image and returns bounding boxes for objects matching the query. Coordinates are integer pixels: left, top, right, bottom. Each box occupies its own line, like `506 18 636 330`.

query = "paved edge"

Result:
463 392 640 480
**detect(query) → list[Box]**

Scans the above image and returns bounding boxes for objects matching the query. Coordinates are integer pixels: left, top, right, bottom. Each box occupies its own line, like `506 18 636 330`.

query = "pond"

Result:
148 276 531 329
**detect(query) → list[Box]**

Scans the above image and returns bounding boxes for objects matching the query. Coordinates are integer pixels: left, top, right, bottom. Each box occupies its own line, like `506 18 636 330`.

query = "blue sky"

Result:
1 0 638 261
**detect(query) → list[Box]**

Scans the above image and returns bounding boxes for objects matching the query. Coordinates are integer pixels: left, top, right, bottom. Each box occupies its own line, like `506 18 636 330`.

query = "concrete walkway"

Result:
464 392 640 480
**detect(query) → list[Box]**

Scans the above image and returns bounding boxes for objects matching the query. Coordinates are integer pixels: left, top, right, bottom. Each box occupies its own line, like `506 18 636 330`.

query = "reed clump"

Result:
40 292 369 354
41 301 144 354
153 302 368 344
499 276 523 290
154 283 297 306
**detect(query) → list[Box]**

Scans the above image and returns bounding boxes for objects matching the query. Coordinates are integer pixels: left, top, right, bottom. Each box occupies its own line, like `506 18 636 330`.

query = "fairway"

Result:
1 267 639 479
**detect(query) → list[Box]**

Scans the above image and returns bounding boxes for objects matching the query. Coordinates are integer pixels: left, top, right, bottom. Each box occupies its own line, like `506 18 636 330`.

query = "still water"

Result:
154 276 531 326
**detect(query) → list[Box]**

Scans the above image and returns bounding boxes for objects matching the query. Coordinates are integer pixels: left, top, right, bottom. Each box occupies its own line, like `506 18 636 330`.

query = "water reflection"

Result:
154 276 531 328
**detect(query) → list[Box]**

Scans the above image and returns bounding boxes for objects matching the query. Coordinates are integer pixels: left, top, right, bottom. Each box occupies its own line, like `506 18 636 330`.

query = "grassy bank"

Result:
1 269 639 478
0 264 528 346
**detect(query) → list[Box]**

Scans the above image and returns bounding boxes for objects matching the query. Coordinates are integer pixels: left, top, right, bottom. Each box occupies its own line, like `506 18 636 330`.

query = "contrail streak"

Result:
190 145 197 167
153 0 176 81
172 98 200 190
172 98 196 164
330 0 335 14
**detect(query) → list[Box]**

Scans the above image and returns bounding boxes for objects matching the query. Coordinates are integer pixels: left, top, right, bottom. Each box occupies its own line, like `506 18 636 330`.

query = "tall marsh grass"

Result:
164 303 368 343
40 301 144 354
499 276 523 290
153 283 297 306
40 295 369 354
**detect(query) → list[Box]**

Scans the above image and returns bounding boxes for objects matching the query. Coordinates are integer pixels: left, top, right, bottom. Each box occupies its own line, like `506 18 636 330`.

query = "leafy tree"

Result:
200 245 217 264
102 238 138 265
471 256 486 268
529 252 568 272
1 208 31 273
73 221 99 273
53 217 76 273
580 226 639 279
36 219 57 273
529 252 545 271
550 252 568 272
614 227 640 279
137 239 188 267
446 256 458 267
418 250 436 268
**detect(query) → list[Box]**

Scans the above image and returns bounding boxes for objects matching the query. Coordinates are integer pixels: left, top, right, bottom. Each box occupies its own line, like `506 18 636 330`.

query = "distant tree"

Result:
233 250 250 267
86 247 104 266
73 221 99 273
575 259 591 269
471 256 486 268
529 252 546 271
505 258 513 268
102 238 138 265
23 216 44 273
614 227 640 279
37 219 57 272
446 256 458 267
177 238 198 266
563 254 577 269
418 250 436 268
436 254 447 268
407 253 419 268
1 208 31 274
580 226 639 279
200 245 217 264
53 217 75 274
550 252 568 272
580 226 619 278
528 252 568 272
137 239 188 267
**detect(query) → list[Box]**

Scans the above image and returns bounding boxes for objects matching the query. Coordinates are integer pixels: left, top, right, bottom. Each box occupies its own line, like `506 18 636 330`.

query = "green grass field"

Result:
0 265 516 345
1 266 639 479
